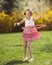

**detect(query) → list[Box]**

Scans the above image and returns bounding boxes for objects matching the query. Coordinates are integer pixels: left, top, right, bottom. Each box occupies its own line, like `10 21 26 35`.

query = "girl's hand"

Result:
17 23 20 25
14 19 25 27
14 23 20 27
14 23 16 27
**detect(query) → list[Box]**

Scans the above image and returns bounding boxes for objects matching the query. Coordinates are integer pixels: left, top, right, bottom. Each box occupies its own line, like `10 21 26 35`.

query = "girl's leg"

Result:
27 41 32 59
23 41 27 58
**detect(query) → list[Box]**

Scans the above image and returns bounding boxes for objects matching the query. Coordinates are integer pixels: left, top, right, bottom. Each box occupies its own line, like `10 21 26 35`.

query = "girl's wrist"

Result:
17 23 20 25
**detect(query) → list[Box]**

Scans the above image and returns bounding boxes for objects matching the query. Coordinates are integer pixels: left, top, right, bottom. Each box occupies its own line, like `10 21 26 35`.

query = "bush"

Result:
32 9 52 30
0 9 52 33
0 12 18 33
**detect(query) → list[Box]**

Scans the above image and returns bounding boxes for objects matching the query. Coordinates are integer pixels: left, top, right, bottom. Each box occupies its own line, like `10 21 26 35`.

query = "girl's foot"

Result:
23 57 28 61
28 58 33 62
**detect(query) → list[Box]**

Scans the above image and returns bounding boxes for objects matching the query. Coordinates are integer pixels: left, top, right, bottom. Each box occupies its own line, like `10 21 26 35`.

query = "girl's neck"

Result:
26 17 31 20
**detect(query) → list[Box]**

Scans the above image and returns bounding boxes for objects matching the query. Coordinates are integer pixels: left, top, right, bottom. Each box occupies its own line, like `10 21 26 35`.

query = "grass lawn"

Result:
0 31 52 65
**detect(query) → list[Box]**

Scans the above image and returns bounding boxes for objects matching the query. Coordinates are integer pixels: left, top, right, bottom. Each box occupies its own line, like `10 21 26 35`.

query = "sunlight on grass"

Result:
0 31 52 65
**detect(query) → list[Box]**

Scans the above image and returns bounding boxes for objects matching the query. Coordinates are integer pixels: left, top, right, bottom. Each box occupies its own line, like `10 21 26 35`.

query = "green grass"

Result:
0 31 52 65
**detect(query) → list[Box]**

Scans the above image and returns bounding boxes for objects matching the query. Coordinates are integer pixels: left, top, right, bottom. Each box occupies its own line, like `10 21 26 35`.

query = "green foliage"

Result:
33 10 52 30
0 0 52 32
0 0 19 15
0 12 18 33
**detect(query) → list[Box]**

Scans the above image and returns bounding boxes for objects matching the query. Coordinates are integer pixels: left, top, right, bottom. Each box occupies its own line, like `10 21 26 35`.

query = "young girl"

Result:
14 9 41 62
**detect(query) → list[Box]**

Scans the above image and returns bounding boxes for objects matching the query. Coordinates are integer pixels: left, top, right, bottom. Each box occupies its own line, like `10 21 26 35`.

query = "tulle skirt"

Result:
22 26 41 42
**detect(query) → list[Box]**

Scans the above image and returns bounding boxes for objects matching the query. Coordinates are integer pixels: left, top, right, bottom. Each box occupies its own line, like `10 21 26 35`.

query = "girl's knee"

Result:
24 42 27 48
27 44 31 49
24 45 27 48
27 41 31 48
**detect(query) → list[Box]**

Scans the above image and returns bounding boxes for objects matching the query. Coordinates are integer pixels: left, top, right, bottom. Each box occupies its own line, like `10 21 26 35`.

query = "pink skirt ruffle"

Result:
22 26 41 42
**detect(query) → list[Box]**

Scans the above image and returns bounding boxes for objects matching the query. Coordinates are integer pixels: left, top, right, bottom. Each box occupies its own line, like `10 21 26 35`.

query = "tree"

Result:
0 0 19 15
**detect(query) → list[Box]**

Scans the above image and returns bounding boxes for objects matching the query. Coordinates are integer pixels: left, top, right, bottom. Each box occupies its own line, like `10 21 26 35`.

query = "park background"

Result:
0 0 52 65
0 0 52 33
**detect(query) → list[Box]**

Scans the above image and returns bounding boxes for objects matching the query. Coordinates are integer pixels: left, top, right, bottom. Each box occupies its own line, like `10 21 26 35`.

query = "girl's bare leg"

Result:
27 41 32 59
23 41 27 58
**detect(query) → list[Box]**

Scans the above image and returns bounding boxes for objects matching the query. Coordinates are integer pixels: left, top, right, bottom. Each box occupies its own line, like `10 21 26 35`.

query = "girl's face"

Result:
25 11 31 18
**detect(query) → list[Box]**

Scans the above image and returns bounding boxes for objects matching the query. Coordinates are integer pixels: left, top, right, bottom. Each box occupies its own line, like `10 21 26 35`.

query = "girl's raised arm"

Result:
33 7 41 20
33 13 41 21
33 15 40 21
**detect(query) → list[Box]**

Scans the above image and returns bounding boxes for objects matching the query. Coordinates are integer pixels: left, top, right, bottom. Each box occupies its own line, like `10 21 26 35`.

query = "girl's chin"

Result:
26 16 31 18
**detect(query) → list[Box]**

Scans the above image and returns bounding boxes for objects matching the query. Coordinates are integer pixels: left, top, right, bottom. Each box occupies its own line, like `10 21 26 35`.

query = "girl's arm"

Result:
33 13 41 21
14 18 25 26
35 24 47 29
33 8 41 20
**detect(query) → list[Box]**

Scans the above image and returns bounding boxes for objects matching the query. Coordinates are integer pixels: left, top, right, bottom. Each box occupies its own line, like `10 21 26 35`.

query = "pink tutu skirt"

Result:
22 26 41 42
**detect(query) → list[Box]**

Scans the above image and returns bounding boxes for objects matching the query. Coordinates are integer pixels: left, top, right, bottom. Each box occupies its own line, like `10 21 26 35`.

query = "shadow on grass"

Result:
4 60 29 65
7 44 23 48
37 38 52 53
9 44 23 47
40 44 52 53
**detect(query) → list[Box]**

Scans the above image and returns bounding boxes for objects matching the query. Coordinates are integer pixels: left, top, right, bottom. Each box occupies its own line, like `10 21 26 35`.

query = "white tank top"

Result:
24 17 35 27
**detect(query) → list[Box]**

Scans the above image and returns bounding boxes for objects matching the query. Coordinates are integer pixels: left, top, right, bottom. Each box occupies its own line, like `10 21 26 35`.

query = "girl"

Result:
14 9 41 62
